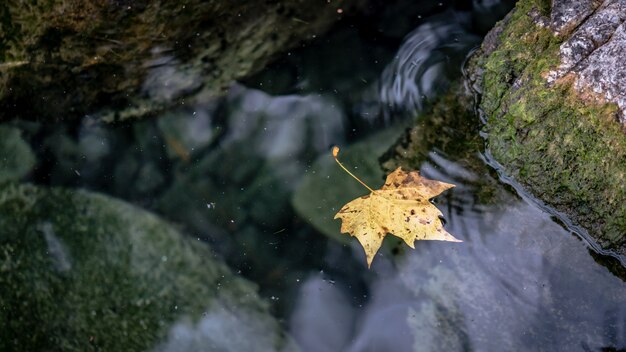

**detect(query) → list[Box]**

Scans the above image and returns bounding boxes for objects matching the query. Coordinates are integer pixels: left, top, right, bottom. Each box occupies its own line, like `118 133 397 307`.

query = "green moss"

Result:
0 184 285 351
476 0 626 250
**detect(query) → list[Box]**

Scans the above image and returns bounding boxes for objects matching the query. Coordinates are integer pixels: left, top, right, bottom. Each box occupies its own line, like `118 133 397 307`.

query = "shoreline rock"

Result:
466 0 626 254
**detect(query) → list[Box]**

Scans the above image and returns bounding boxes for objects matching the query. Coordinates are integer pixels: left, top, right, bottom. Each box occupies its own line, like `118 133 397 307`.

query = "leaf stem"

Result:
332 146 374 193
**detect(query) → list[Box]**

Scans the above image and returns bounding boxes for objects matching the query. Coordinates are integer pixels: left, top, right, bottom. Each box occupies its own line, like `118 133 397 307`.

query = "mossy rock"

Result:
468 0 626 254
0 0 361 122
0 184 289 351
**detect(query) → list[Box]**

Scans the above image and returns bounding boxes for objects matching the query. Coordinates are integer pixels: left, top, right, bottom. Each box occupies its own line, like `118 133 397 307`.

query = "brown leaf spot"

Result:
402 174 415 185
410 210 416 215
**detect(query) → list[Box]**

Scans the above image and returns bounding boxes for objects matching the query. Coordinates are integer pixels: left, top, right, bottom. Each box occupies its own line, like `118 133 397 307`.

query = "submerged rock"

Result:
0 0 361 122
294 143 626 351
326 142 626 350
0 184 290 351
292 125 408 244
0 125 35 183
154 86 348 277
467 0 626 254
396 198 626 351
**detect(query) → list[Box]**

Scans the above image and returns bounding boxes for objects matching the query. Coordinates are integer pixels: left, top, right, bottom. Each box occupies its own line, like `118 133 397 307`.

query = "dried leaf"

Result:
334 167 460 267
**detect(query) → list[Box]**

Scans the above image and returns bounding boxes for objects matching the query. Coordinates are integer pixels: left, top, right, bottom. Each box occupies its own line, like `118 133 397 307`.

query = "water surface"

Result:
10 0 626 350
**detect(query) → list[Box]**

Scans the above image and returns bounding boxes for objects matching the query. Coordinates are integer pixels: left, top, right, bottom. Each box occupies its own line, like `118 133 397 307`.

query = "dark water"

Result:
8 0 626 350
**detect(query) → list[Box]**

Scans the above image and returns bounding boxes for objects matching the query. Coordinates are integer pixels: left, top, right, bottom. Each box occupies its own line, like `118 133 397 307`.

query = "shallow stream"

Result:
3 1 625 351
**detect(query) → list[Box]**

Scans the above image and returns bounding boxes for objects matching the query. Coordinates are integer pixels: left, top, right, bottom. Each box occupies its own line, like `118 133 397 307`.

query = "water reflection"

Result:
379 13 480 118
156 298 297 352
290 276 357 351
290 153 626 351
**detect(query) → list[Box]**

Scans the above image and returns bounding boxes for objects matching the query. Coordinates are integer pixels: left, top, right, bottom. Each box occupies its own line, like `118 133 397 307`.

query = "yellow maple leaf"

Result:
332 146 461 267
